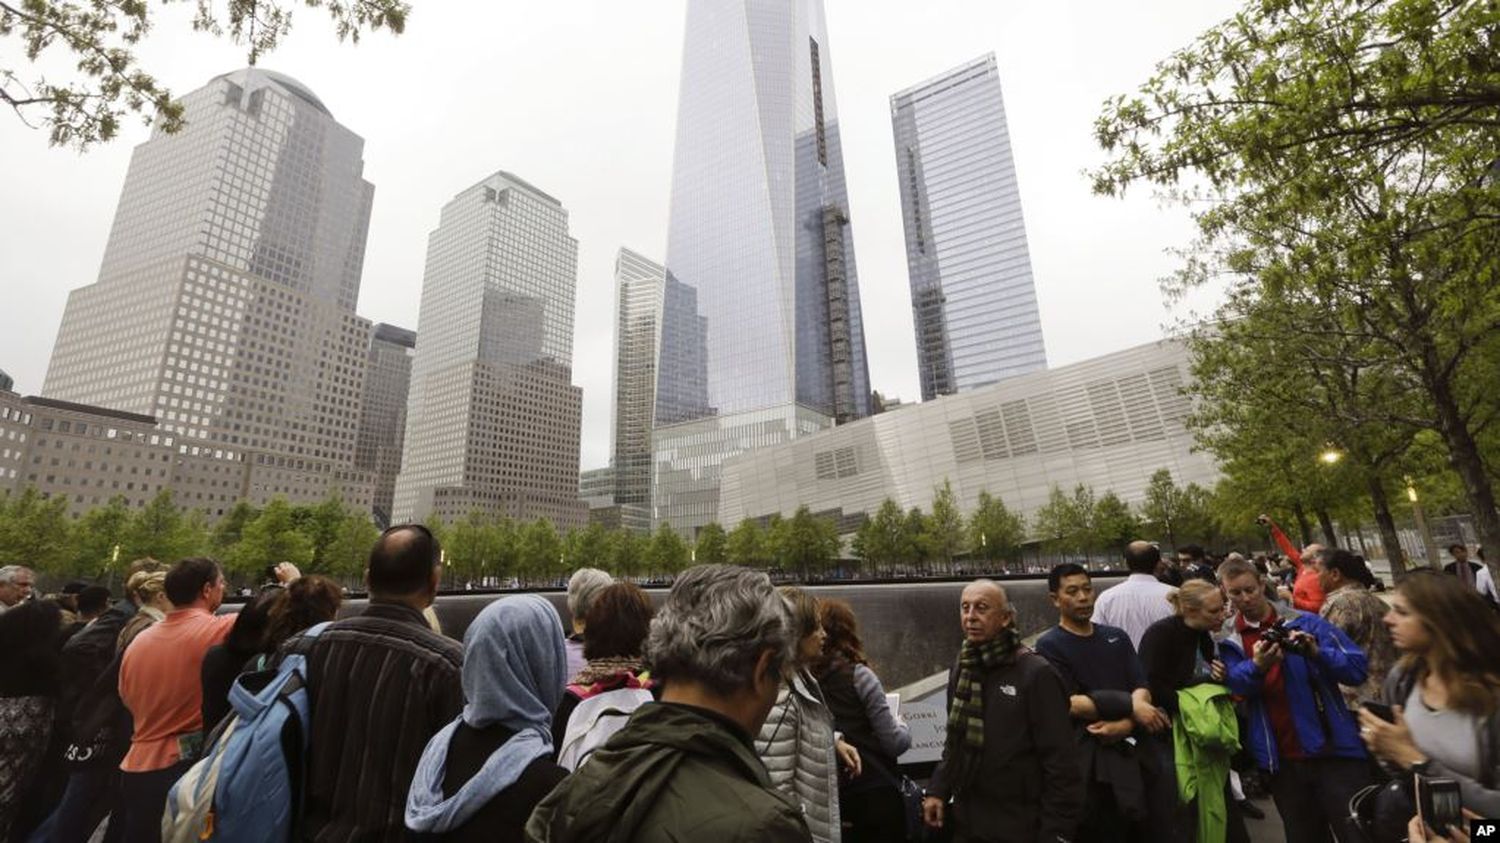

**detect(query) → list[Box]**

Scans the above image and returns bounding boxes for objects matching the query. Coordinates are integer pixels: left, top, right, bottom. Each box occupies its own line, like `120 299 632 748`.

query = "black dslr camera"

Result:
1260 619 1314 657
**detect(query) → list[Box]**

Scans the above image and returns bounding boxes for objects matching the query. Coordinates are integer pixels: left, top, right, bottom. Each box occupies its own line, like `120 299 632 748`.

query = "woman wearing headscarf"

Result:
406 595 570 842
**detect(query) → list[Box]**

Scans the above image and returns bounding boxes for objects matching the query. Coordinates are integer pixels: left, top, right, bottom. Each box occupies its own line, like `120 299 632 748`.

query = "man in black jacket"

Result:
301 524 464 843
1036 564 1173 843
923 579 1084 843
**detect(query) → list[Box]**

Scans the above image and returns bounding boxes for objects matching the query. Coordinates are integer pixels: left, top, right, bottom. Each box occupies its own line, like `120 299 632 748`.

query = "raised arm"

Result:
852 664 912 758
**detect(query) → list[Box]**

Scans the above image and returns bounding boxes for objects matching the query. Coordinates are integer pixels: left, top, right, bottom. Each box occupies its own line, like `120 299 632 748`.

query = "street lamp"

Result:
1319 449 1343 465
1406 477 1443 570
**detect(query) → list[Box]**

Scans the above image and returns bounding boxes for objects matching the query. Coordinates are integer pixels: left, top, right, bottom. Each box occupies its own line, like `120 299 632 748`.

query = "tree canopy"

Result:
2 0 410 148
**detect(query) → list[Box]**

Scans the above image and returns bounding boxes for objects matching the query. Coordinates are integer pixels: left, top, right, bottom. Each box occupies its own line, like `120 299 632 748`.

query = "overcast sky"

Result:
0 0 1240 470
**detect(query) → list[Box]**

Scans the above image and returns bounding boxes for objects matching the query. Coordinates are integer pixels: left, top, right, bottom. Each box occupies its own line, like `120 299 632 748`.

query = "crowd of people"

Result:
0 520 1495 843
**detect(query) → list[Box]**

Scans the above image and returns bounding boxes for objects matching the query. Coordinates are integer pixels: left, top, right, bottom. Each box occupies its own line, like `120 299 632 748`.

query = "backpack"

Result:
556 685 654 772
162 622 331 843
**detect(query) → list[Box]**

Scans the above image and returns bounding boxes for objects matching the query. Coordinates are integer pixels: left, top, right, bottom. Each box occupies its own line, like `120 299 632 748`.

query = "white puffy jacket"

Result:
756 670 841 843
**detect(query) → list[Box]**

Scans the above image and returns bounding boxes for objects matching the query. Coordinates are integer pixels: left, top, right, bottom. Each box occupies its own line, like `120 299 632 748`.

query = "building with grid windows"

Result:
355 323 416 527
891 54 1048 401
42 69 375 516
652 0 875 536
610 248 664 511
392 172 586 529
719 339 1218 536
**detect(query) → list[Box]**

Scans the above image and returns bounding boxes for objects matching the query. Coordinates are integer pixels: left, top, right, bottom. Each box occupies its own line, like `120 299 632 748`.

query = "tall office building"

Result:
653 0 874 534
44 69 375 513
891 54 1047 401
392 172 586 529
355 323 416 526
610 248 664 510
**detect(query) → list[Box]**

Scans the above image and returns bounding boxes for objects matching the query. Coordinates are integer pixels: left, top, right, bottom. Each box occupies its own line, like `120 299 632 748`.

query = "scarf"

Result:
405 595 567 833
570 655 647 689
943 626 1020 793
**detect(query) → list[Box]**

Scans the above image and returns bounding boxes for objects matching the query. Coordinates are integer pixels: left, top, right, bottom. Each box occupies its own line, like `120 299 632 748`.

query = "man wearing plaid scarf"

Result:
922 580 1084 842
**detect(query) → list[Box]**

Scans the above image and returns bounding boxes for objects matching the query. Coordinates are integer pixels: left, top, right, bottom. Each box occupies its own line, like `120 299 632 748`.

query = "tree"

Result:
904 508 932 573
694 521 726 566
564 522 612 573
518 519 563 586
0 487 71 574
1093 0 1500 579
1032 485 1098 560
608 528 647 580
295 494 347 573
649 523 691 577
322 513 378 581
1091 492 1139 558
968 490 1026 569
229 497 312 577
771 506 840 581
725 519 767 569
448 510 502 586
852 499 910 576
65 495 132 578
210 501 259 558
1141 470 1187 549
925 480 966 572
3 0 411 148
120 489 202 564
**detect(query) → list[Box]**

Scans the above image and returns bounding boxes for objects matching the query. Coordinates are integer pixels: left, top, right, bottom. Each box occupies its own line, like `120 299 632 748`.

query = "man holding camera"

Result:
1217 557 1372 842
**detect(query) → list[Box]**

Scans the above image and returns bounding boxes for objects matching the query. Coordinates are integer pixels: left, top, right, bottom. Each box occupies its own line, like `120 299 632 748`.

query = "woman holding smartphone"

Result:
1360 570 1500 820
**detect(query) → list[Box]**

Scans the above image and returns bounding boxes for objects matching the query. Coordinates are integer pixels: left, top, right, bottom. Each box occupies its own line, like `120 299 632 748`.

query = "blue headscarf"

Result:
406 594 567 833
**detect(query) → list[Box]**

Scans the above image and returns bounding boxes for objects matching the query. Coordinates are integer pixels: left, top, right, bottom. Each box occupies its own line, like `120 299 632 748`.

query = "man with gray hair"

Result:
564 567 613 680
527 564 811 842
923 579 1083 842
0 565 35 612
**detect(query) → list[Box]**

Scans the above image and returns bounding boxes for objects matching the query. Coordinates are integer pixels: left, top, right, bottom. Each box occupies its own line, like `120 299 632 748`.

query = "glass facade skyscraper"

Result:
392 172 586 529
891 54 1047 401
43 69 376 513
653 0 874 534
610 248 664 510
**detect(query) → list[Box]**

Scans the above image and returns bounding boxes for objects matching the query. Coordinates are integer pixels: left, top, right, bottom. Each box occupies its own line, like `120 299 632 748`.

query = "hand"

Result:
835 738 862 778
1277 586 1294 603
1210 659 1227 682
922 796 945 829
274 562 301 584
1360 706 1425 768
1289 630 1319 659
1408 808 1478 842
1132 698 1170 733
1086 718 1135 744
1252 639 1284 672
1256 514 1270 526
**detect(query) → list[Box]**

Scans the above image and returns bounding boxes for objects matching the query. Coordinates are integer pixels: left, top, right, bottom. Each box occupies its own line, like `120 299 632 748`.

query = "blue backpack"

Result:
162 622 331 843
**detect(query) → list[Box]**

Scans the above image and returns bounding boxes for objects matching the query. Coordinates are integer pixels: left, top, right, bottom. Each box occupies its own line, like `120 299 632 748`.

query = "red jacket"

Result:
1267 519 1326 612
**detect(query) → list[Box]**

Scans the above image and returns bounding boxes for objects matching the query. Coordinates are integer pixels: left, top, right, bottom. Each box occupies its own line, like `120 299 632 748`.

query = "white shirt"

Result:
1092 573 1177 649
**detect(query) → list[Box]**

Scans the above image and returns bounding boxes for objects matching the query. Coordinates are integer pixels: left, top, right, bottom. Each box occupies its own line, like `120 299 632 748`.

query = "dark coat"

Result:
526 701 811 843
927 648 1084 843
299 602 464 843
406 722 568 843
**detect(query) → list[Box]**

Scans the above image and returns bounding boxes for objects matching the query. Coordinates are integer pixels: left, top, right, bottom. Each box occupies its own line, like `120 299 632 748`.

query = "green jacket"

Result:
525 701 811 843
1173 683 1239 843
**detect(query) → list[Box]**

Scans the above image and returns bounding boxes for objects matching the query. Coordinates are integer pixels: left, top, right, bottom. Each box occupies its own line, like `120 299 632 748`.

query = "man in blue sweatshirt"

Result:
1216 557 1372 843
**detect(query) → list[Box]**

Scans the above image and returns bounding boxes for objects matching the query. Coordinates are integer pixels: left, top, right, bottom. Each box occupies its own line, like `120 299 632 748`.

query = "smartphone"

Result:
1361 700 1395 723
1416 775 1463 834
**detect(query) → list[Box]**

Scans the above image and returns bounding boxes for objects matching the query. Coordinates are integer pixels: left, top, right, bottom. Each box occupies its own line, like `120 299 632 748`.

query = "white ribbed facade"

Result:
720 340 1218 533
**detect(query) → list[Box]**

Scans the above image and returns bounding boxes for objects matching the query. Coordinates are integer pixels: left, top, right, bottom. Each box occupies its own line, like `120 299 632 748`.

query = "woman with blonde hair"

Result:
116 570 169 653
1360 570 1500 823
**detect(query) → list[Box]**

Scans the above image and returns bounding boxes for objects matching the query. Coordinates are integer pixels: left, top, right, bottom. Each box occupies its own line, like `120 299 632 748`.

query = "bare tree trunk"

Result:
1366 476 1407 575
1424 358 1500 586
1316 508 1339 547
1293 503 1314 547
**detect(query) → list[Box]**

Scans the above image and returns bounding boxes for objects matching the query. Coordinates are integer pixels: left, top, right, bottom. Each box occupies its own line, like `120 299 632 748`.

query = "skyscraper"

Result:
891 53 1047 401
653 0 874 534
392 172 586 529
610 248 664 511
43 69 375 513
355 323 416 526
